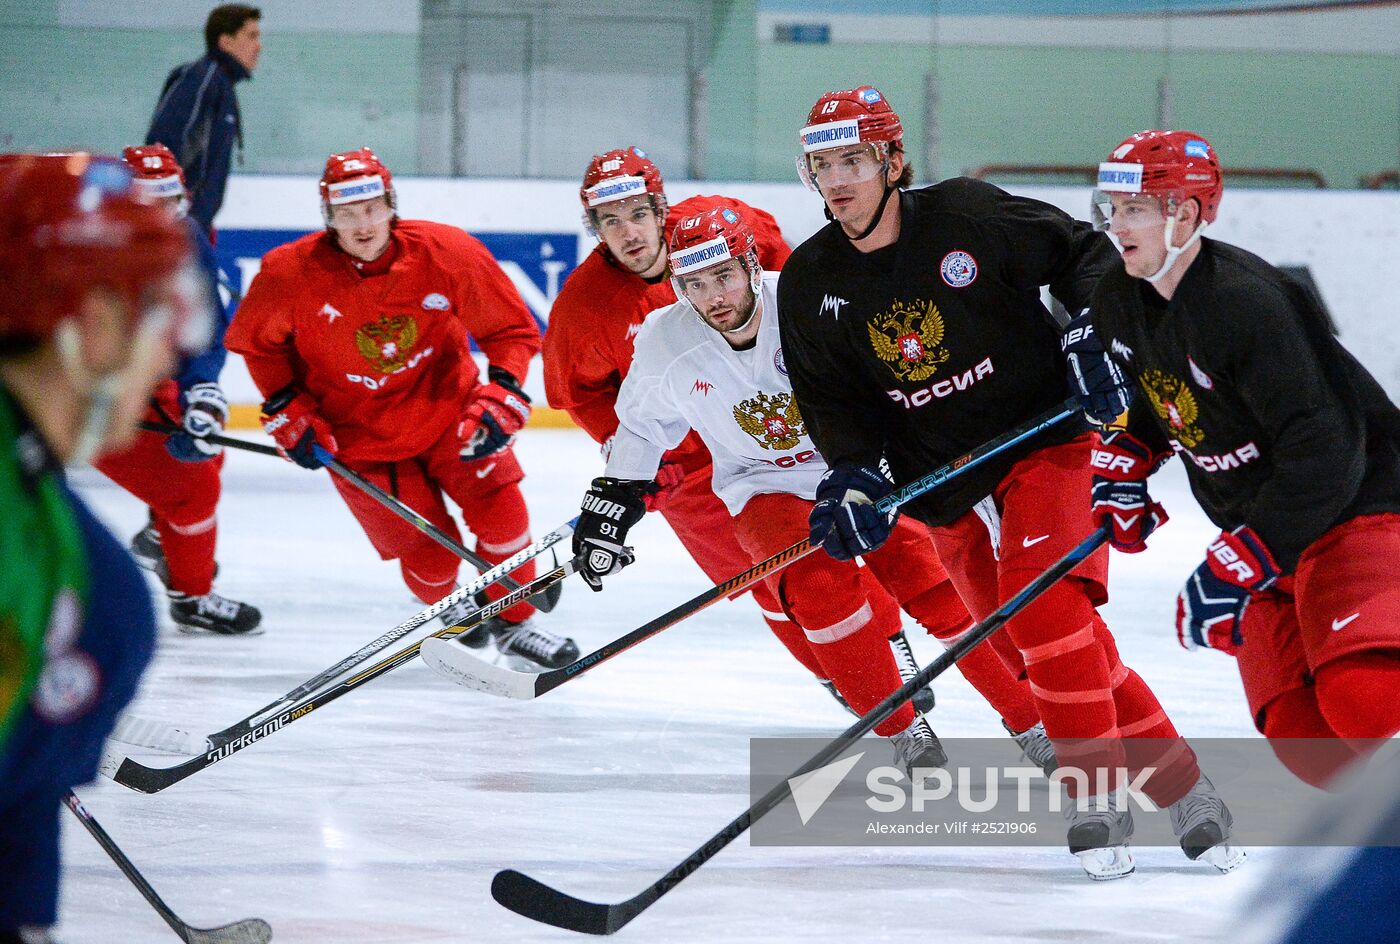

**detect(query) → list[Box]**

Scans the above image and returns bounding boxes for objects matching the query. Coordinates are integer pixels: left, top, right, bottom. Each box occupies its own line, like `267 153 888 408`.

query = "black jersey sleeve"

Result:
1124 403 1173 458
957 179 1116 315
1222 279 1366 570
777 256 887 470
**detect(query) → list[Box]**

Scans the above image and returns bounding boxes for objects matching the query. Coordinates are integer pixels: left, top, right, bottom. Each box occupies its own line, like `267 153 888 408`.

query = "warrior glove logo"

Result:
355 315 419 373
1141 369 1205 448
581 494 627 521
868 299 950 383
734 392 806 451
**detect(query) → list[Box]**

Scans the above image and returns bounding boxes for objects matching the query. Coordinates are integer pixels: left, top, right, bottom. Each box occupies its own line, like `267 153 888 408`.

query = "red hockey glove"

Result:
459 370 531 462
1089 431 1169 553
643 461 685 513
1176 525 1281 654
261 387 337 470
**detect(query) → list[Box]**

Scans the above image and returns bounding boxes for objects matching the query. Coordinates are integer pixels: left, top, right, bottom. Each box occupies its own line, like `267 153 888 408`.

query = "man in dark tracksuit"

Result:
1079 130 1400 788
146 4 262 233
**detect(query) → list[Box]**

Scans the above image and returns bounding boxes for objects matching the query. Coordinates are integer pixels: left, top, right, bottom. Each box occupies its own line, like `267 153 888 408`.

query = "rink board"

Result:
210 175 1400 423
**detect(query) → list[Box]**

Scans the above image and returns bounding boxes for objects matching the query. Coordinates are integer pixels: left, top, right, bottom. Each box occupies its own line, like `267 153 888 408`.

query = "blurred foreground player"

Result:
778 85 1238 878
0 153 200 943
572 208 1057 775
545 146 936 713
96 143 261 635
1080 130 1400 786
225 148 577 670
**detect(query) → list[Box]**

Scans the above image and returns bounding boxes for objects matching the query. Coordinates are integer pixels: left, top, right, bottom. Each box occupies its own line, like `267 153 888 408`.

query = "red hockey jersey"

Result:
543 194 789 470
226 220 541 462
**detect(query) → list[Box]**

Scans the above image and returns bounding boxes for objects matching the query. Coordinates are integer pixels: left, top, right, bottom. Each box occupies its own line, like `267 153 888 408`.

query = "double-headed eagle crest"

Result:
355 315 419 374
1140 368 1205 448
733 392 806 451
867 298 950 383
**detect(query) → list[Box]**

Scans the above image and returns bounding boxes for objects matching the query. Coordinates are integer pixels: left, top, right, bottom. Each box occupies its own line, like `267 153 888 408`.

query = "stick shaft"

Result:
526 401 1076 697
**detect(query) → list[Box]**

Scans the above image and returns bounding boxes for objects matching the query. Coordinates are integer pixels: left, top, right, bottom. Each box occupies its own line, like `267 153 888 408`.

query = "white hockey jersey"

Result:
605 273 827 514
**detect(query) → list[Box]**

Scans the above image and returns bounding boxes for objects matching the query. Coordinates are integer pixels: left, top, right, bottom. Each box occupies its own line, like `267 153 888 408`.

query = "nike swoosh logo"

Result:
1331 613 1360 631
475 462 498 479
1022 534 1050 548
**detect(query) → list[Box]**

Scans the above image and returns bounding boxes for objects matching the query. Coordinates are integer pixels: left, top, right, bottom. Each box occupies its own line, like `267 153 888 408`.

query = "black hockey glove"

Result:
808 464 898 561
573 477 647 592
1062 308 1134 426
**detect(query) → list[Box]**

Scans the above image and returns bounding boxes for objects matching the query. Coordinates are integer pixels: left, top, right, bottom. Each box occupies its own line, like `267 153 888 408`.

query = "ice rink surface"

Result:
57 428 1281 943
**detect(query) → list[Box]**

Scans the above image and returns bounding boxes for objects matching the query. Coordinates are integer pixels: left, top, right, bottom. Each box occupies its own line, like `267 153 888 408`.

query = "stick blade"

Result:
110 714 210 755
98 746 195 795
186 917 273 944
420 638 539 700
492 869 619 935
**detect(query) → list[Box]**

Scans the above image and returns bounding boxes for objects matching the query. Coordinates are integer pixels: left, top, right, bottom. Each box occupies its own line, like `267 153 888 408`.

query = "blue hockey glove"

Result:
1062 308 1134 426
165 382 228 463
809 464 898 561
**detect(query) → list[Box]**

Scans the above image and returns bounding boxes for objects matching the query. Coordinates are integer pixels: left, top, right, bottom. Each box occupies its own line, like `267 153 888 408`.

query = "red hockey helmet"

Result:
668 206 761 303
0 153 194 345
1093 131 1223 283
121 144 188 205
797 86 903 190
1095 130 1223 224
579 146 665 212
319 147 395 225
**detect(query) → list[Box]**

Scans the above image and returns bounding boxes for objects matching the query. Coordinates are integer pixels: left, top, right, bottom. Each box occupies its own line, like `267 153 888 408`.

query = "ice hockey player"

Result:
0 153 199 944
545 145 937 713
571 206 1061 777
90 143 262 635
224 147 577 670
777 85 1240 879
1076 130 1400 786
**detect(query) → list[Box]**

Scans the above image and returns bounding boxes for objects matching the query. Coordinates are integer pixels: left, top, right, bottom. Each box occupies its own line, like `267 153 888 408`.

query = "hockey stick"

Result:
421 400 1077 700
109 518 576 756
100 561 575 794
139 418 280 455
492 527 1110 935
312 444 561 613
64 791 272 943
134 420 560 612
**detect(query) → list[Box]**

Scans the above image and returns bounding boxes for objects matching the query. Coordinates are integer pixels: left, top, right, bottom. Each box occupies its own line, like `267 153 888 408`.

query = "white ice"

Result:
57 429 1276 943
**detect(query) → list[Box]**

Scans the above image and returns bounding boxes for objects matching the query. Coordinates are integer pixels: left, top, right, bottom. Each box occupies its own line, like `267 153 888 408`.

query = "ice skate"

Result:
1005 720 1058 778
129 523 169 585
487 617 579 671
889 716 948 777
889 630 935 715
1169 773 1246 873
169 591 262 635
440 591 491 648
1065 789 1135 880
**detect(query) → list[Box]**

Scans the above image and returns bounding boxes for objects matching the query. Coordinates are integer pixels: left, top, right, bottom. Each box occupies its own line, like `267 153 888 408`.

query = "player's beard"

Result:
618 239 664 277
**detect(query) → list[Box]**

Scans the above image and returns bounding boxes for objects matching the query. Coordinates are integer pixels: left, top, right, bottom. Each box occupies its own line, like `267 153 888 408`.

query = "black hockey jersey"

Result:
1092 237 1400 572
777 177 1115 526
